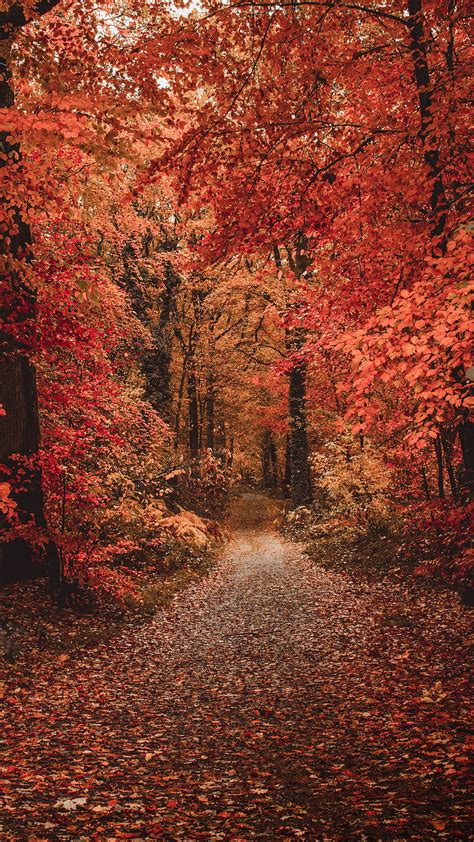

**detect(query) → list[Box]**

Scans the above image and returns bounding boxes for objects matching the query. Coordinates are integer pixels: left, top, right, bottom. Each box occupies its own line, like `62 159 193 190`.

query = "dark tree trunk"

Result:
458 417 474 497
174 325 194 450
144 262 180 421
434 436 445 499
0 354 49 582
273 241 312 508
406 0 448 250
205 376 215 451
287 329 312 508
186 288 207 461
262 440 270 487
283 433 291 497
262 431 271 487
441 430 458 500
0 39 58 585
262 430 278 488
187 362 199 459
227 435 234 469
269 435 278 488
198 394 204 450
452 366 474 497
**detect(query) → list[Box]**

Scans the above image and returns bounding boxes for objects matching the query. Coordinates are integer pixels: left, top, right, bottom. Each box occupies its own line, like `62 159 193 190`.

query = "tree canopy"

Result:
0 0 472 594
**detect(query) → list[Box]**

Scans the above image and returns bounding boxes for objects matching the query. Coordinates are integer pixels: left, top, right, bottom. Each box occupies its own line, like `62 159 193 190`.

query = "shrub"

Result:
311 433 395 539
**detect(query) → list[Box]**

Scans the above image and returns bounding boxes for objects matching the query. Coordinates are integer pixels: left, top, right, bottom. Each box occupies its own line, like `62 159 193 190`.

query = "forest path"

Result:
2 493 471 840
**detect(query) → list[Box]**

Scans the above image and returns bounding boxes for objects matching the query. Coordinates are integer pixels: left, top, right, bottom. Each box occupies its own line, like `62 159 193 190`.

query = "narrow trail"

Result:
1 494 471 840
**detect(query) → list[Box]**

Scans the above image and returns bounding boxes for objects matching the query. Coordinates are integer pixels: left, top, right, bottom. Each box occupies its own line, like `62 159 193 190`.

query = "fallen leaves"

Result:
54 797 87 811
1 505 472 839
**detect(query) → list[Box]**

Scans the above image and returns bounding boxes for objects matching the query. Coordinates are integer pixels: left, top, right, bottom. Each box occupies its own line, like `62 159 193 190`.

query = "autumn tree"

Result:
0 0 65 582
0 0 179 585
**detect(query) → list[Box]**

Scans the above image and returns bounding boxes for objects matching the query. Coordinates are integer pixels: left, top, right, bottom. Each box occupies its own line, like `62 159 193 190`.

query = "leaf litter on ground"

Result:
1 496 472 840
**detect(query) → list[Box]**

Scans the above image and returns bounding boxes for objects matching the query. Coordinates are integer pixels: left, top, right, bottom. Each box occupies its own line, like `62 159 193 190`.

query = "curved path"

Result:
1 494 471 840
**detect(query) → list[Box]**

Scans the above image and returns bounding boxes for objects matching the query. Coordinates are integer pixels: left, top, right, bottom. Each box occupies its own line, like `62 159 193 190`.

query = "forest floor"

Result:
1 493 472 841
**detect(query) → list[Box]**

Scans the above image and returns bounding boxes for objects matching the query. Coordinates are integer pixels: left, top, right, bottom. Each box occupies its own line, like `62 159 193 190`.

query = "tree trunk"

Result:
441 430 458 500
262 430 278 488
458 417 474 497
187 361 199 459
227 434 234 469
434 436 445 499
274 241 312 508
262 437 270 487
283 433 291 497
269 435 278 488
406 0 448 250
0 39 58 585
143 262 179 422
205 376 215 451
287 330 312 508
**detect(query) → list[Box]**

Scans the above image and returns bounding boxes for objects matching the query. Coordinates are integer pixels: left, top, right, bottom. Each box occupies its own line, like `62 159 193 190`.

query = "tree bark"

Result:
434 436 445 499
277 237 312 509
458 415 474 497
187 360 199 459
287 328 312 507
283 433 291 496
144 262 180 422
262 430 278 488
406 0 448 249
269 434 278 488
262 437 270 487
441 429 458 500
205 375 215 451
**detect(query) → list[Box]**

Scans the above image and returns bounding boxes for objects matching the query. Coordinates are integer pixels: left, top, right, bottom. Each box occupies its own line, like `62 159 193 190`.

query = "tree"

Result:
0 0 63 582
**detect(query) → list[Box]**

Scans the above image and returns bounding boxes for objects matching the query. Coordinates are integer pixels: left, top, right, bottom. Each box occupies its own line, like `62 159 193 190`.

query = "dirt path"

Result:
1 494 472 840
